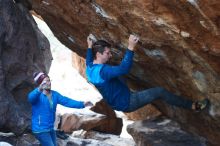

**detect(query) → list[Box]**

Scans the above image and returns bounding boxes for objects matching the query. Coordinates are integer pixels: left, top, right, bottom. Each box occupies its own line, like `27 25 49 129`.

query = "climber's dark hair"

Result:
92 40 111 59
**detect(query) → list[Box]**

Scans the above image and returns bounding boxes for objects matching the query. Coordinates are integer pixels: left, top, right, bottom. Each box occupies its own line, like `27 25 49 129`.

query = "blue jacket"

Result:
86 48 134 111
28 88 85 133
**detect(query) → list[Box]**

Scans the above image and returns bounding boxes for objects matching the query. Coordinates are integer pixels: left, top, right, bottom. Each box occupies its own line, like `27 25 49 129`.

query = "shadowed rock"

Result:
0 0 52 135
90 100 123 135
127 117 207 146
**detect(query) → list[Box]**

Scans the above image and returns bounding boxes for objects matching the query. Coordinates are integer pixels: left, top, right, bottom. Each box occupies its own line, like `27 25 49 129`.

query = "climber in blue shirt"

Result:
28 72 93 146
85 34 208 112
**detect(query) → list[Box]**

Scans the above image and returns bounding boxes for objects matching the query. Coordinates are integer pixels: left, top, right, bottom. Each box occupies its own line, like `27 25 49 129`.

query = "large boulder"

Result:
57 110 106 133
90 100 123 135
0 0 52 135
127 117 207 146
3 0 220 145
23 0 220 145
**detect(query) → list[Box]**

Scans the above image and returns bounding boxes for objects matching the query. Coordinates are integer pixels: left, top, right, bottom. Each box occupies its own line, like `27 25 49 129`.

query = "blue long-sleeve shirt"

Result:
86 48 134 111
28 88 85 133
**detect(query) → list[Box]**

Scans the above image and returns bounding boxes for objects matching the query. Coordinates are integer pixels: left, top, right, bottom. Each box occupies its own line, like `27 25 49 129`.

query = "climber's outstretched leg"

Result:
125 87 209 112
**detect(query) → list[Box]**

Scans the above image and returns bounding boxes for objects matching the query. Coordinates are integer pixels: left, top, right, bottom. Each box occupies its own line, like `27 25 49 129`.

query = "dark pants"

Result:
125 87 193 112
34 129 57 146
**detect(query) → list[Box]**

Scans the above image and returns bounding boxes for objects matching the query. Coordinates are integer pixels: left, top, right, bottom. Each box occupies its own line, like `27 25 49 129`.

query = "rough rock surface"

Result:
90 99 123 135
127 117 207 146
26 1 220 145
0 0 52 135
2 0 220 145
72 52 86 78
56 111 106 133
71 130 135 146
0 131 135 146
0 132 39 146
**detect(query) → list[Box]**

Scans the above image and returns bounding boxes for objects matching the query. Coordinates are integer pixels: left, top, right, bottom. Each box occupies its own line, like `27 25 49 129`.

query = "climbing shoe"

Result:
195 98 209 112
